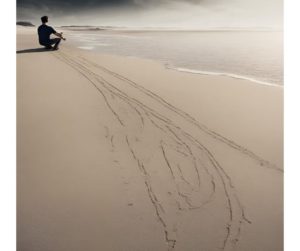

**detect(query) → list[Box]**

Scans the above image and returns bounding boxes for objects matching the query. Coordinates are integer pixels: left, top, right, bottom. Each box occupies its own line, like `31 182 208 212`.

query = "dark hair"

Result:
41 16 48 23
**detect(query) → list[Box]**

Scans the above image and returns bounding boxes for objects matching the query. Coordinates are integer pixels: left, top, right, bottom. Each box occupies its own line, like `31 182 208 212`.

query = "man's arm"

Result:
54 32 66 40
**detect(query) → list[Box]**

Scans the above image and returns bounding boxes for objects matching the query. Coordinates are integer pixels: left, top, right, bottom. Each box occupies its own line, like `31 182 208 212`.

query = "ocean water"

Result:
67 30 283 86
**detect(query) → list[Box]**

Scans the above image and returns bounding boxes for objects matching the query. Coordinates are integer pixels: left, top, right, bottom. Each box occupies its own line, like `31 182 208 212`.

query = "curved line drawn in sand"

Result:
77 55 282 173
51 50 279 250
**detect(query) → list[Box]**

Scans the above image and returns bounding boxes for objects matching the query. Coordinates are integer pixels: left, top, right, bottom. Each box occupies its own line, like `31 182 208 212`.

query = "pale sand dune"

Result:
17 28 283 251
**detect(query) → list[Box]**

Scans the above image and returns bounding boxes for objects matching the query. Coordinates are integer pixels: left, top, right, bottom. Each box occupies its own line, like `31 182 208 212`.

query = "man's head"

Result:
41 16 48 24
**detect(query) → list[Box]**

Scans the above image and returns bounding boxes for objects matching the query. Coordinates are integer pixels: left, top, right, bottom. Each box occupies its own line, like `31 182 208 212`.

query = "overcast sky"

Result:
17 0 282 28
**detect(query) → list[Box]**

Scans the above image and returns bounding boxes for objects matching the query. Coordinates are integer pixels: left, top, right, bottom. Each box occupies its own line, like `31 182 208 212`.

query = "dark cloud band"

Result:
18 0 209 9
18 1 139 12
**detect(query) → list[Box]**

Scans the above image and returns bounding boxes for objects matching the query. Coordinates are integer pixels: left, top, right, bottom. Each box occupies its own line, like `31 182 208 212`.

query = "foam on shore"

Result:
166 66 283 88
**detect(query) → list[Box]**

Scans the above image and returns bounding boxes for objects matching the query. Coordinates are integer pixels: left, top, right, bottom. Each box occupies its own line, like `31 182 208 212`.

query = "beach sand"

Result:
17 27 283 251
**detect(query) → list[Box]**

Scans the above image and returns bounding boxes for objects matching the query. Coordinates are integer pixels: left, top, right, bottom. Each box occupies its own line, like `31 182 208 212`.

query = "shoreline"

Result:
65 27 282 87
165 66 283 88
75 45 283 88
19 26 283 87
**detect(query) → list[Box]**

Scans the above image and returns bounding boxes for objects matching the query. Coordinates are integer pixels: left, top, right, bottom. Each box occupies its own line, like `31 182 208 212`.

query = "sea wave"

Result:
166 66 282 88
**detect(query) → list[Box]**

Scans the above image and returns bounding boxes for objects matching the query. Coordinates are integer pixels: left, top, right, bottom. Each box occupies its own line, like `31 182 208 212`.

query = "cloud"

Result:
17 0 212 10
16 0 218 22
17 0 282 28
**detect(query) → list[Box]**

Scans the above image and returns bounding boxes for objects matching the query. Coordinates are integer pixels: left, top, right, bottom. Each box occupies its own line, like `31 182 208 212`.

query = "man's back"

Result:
38 24 56 44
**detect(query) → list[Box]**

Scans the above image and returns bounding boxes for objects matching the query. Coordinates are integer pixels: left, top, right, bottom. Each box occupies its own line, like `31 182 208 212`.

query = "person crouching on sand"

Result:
38 16 66 50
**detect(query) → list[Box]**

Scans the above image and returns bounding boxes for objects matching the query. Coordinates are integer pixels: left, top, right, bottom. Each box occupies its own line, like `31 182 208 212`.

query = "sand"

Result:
17 27 283 251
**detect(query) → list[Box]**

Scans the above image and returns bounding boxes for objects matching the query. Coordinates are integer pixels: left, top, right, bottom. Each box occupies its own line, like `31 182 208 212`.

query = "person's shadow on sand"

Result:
17 48 53 54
